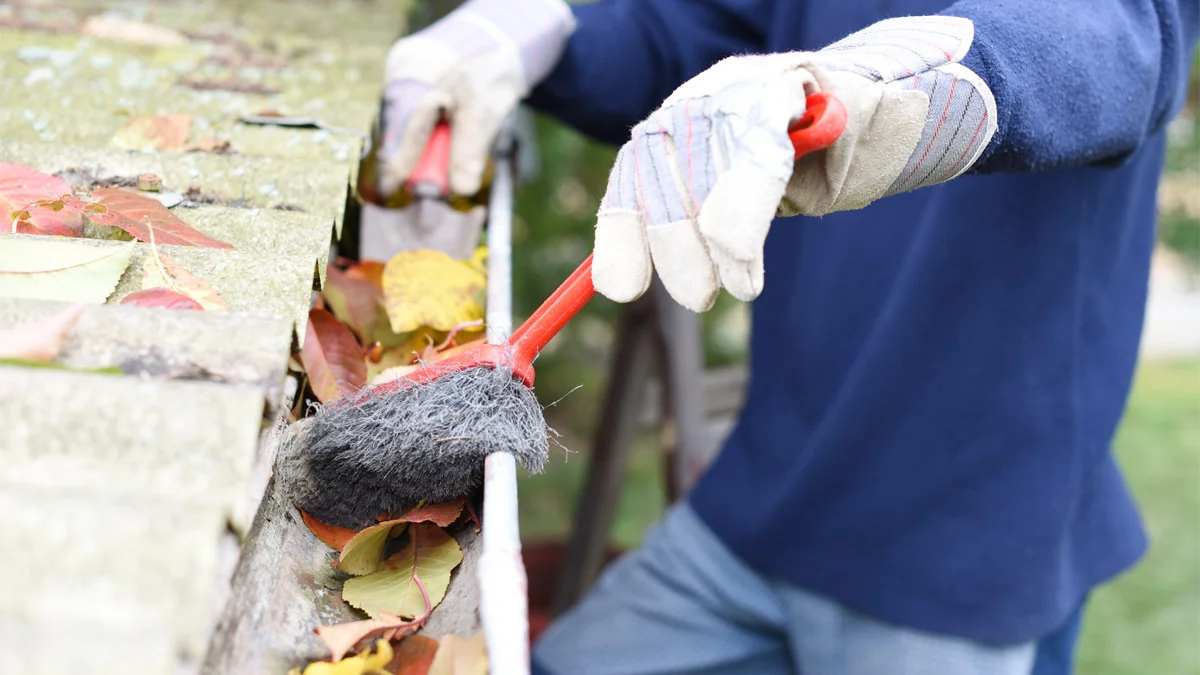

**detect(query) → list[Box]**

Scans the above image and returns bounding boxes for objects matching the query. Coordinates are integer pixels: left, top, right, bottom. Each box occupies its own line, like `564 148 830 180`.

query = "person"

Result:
377 1 1199 673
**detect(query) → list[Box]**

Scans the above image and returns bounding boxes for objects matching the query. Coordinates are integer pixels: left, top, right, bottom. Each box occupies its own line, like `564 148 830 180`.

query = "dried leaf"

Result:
324 264 388 345
142 254 228 311
390 635 440 675
83 188 233 248
302 308 368 403
337 499 464 574
288 639 394 675
342 523 463 619
120 288 203 310
315 614 417 664
111 115 192 151
427 633 488 675
301 509 358 552
0 162 81 236
382 250 485 333
0 304 86 360
0 239 134 303
81 16 187 46
338 521 405 576
393 499 464 528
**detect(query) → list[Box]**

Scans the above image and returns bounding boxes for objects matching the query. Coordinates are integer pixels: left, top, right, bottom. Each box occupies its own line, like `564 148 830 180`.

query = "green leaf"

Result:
342 523 463 619
335 500 464 575
338 520 406 576
0 239 134 303
0 357 122 374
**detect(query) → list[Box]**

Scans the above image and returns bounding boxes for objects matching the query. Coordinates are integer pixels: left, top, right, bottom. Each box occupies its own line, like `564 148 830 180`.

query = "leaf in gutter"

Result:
342 523 463 619
300 509 358 552
391 635 440 675
427 633 488 675
301 308 368 403
335 499 464 574
338 520 406 576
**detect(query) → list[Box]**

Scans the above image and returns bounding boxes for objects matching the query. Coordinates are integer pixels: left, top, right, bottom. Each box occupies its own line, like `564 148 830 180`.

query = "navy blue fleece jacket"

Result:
529 0 1199 644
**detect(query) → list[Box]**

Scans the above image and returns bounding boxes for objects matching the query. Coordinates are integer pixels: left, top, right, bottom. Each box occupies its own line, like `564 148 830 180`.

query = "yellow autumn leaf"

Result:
287 639 393 675
467 245 487 274
382 249 485 333
342 522 463 619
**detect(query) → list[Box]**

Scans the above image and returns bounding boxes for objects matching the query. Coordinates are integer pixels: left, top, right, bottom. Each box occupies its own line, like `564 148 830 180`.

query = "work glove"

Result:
377 0 575 197
592 16 998 312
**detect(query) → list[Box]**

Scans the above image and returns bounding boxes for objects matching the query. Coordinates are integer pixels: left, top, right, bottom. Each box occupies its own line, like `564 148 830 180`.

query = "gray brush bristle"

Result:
279 364 549 529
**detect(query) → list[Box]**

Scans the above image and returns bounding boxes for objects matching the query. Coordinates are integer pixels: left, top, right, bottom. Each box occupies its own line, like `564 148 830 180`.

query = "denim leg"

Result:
777 583 1037 675
532 503 793 675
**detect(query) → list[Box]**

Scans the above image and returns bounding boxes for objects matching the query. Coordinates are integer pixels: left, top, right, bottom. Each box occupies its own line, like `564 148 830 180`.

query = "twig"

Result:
434 435 473 444
435 319 484 351
142 219 183 294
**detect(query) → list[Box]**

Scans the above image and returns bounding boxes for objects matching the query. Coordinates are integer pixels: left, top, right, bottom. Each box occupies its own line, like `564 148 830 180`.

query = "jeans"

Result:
533 504 1085 675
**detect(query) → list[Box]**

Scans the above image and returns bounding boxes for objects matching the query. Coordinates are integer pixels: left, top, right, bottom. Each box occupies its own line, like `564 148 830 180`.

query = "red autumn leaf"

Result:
300 509 358 552
80 188 233 248
324 263 386 344
0 304 86 361
346 261 386 287
143 254 229 311
0 162 82 236
120 288 203 310
381 499 465 528
390 635 440 675
301 308 367 403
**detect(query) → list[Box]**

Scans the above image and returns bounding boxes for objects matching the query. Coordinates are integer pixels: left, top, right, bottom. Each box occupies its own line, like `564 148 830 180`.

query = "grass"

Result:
1077 359 1200 675
518 359 1199 674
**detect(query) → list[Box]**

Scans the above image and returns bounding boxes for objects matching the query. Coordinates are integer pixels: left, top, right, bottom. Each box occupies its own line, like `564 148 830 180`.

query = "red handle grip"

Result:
405 120 452 197
507 92 846 365
788 91 847 159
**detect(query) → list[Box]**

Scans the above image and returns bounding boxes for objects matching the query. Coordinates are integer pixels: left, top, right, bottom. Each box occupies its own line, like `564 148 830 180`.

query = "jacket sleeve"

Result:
526 0 773 145
947 0 1200 172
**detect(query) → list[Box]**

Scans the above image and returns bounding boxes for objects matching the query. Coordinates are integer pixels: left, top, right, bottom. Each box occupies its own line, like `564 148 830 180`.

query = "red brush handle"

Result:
788 91 847 159
405 120 452 197
508 254 597 367
505 92 846 367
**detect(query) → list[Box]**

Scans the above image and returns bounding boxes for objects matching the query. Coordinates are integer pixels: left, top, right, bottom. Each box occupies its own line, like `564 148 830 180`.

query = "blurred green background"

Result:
506 48 1200 675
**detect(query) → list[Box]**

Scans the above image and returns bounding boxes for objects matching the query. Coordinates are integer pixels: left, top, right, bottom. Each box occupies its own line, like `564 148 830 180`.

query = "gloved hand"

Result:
377 0 575 197
592 16 998 312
